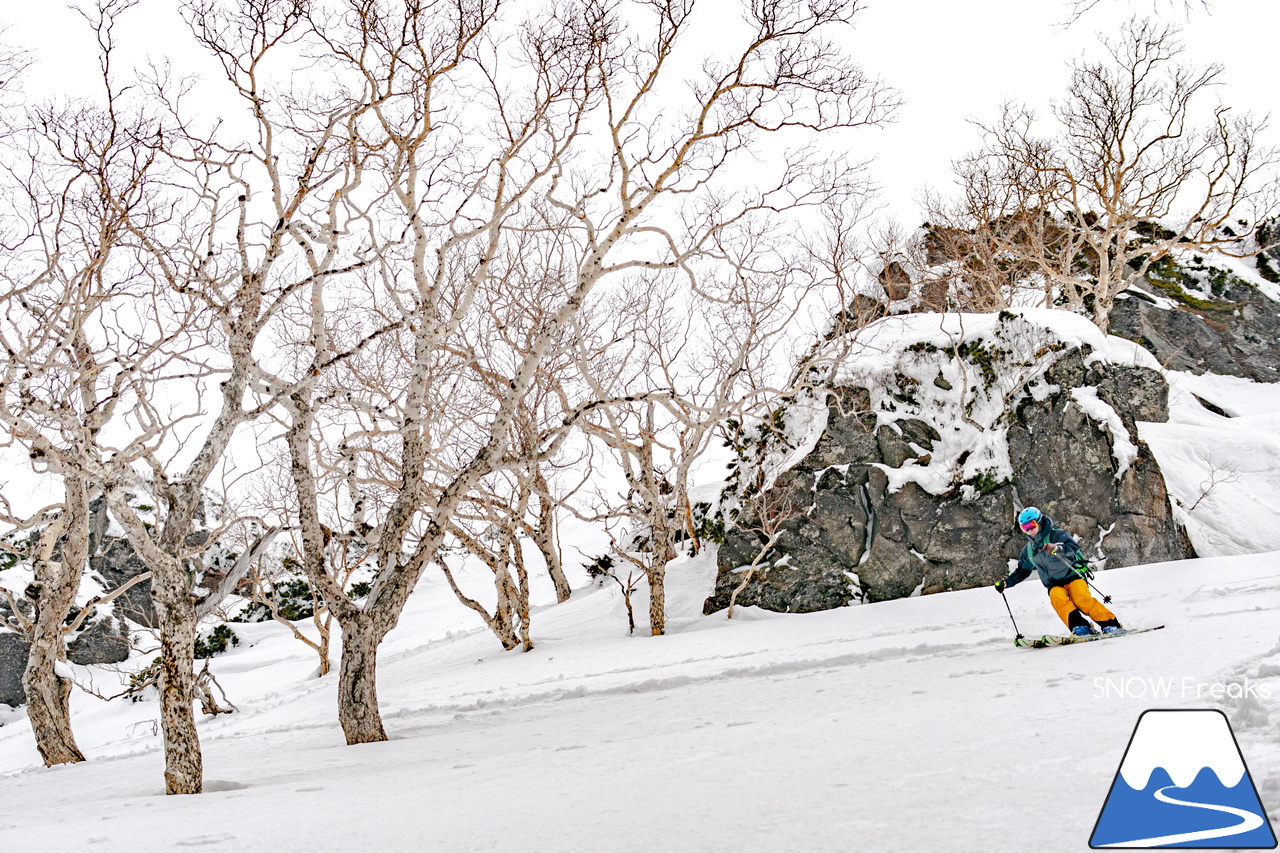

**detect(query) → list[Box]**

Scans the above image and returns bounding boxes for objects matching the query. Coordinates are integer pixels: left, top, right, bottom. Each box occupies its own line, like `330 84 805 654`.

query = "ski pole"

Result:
998 587 1024 640
1073 556 1112 604
1075 566 1112 604
1083 577 1112 604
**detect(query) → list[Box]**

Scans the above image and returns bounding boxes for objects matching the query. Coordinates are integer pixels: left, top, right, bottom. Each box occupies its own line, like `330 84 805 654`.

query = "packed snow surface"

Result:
1 540 1278 853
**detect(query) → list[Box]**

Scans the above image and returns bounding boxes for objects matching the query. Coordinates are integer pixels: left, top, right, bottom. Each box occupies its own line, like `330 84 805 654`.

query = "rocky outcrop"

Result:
705 309 1195 615
0 632 27 707
0 615 131 707
1109 269 1280 384
0 496 151 706
89 532 156 628
0 489 245 705
66 616 130 665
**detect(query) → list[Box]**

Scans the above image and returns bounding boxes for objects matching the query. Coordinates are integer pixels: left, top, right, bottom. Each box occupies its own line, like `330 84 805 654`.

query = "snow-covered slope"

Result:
1 541 1277 852
1142 370 1280 556
1 295 1277 851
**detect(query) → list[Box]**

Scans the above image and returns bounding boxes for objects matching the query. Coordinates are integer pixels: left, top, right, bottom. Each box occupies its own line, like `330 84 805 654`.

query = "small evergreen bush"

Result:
583 554 614 584
194 624 240 659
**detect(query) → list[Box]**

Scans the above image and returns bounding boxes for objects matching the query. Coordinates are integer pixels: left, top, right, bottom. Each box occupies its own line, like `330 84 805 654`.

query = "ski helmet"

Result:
1017 506 1042 528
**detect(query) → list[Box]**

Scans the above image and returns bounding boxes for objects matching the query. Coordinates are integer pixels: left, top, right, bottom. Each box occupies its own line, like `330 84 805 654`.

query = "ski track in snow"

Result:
0 549 1277 852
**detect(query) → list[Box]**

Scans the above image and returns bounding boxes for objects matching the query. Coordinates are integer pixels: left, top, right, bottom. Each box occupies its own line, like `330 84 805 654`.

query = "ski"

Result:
1014 625 1164 649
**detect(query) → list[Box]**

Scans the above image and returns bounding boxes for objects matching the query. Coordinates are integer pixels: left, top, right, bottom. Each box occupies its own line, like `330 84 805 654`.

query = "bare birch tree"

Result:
0 492 89 765
573 191 874 635
87 0 408 793
241 531 369 676
433 242 589 645
443 474 538 652
264 0 893 744
439 357 586 651
268 0 603 745
0 2 203 766
942 18 1276 329
0 0 369 795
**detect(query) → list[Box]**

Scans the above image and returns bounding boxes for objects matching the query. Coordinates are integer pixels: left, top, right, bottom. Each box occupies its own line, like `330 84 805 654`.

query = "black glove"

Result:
994 579 1007 593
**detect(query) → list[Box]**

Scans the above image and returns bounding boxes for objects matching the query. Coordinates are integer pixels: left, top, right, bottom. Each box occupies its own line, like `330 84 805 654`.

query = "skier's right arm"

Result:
998 551 1034 591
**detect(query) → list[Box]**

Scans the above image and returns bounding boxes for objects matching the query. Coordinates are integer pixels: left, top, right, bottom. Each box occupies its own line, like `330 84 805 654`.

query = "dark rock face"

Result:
0 632 28 707
1007 352 1184 569
1109 282 1280 384
0 615 130 707
66 616 130 666
87 517 215 630
0 495 151 705
90 535 156 628
87 496 156 628
704 329 1194 615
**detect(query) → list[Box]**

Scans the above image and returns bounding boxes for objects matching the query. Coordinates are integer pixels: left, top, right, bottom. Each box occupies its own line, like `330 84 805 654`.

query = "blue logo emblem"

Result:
1091 709 1276 848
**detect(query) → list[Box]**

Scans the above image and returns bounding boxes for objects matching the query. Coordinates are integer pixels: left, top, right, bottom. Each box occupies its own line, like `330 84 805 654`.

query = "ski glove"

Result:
1043 542 1063 557
994 579 1007 593
1073 554 1095 580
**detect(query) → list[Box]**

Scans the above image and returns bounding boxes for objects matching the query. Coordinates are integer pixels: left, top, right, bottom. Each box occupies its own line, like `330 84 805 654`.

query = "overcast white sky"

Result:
0 0 1274 512
844 0 1280 224
3 0 1276 225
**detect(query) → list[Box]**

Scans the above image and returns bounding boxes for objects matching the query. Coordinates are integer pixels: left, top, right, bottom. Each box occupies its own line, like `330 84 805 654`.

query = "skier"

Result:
995 506 1124 637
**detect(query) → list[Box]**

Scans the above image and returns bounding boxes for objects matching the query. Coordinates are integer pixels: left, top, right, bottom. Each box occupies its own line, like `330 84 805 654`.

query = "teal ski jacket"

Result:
1003 514 1087 589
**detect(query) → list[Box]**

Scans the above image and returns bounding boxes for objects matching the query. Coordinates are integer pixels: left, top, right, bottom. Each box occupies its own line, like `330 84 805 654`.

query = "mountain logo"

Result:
1090 709 1277 848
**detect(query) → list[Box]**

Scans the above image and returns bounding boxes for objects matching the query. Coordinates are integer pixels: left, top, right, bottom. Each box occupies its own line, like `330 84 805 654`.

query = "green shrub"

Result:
583 554 614 583
1144 255 1236 313
691 501 725 545
270 579 316 620
234 577 317 623
1256 253 1280 284
965 468 1005 497
194 624 240 659
125 657 161 702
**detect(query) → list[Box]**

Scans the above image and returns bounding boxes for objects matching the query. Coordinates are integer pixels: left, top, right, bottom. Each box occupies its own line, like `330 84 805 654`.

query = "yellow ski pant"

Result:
1048 578 1115 628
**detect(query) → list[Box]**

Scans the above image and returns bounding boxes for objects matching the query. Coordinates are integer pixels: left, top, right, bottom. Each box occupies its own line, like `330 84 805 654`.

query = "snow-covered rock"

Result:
705 308 1194 614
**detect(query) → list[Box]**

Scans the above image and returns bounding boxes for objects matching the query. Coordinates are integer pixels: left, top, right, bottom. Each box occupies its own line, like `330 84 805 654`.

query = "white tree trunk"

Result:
532 473 571 603
337 617 388 744
153 579 203 795
22 476 90 766
22 638 83 767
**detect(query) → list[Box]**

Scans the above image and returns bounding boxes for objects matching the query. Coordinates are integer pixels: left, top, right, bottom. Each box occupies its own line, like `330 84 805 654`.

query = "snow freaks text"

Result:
1092 677 1274 701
